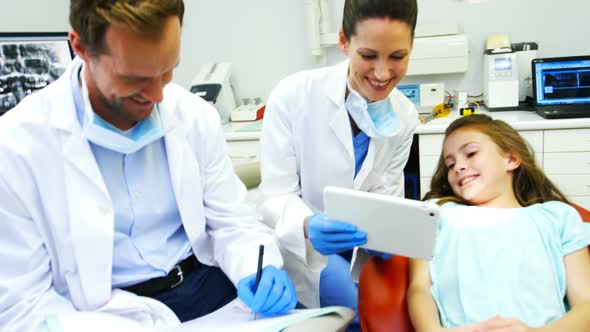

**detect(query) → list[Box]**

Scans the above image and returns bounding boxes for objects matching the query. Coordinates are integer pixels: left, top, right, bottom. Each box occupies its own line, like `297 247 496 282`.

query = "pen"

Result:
254 244 264 320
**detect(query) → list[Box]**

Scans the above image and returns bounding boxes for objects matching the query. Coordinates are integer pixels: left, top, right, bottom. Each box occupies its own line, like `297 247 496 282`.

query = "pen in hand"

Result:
254 244 264 320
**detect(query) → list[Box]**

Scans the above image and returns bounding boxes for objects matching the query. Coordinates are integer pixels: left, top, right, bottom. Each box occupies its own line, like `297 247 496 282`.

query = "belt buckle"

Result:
170 265 184 289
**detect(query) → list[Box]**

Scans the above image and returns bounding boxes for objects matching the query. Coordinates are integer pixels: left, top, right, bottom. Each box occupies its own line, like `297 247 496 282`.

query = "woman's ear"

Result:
338 28 349 55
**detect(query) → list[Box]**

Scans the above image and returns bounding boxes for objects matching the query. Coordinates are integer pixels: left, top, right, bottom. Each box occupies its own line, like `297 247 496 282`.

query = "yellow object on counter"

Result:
420 102 451 123
459 101 480 116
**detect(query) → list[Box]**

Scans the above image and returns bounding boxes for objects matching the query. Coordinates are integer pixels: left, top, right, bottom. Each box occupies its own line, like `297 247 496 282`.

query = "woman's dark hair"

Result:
342 0 418 40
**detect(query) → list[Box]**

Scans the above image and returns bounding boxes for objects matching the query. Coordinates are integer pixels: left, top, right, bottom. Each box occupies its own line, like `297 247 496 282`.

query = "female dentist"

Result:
258 0 419 315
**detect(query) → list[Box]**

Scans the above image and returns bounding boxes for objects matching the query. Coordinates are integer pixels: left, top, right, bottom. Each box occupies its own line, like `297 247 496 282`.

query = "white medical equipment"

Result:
190 63 237 123
513 42 539 101
397 83 445 114
230 97 265 122
483 34 519 110
304 0 335 56
406 23 469 76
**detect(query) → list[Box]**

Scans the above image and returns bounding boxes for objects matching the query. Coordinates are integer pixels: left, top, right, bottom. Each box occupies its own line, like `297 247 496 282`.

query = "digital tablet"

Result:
323 186 440 260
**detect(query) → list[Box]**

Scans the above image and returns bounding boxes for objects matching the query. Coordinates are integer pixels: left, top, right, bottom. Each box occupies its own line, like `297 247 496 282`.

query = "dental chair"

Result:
358 203 590 332
234 162 261 190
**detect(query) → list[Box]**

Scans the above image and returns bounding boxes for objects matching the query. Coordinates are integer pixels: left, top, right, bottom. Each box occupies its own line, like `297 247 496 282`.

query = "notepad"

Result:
49 298 351 332
156 299 349 332
47 312 146 332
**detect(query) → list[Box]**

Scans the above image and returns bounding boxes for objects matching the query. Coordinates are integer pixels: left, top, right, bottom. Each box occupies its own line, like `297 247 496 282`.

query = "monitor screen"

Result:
533 57 590 106
0 32 74 114
494 58 512 71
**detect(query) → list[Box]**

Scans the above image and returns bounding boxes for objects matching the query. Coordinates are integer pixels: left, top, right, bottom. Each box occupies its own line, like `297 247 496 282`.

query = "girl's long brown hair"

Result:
423 114 569 206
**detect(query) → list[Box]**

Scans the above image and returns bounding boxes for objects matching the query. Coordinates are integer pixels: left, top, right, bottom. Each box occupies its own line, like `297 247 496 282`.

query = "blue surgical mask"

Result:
344 82 401 138
79 68 165 154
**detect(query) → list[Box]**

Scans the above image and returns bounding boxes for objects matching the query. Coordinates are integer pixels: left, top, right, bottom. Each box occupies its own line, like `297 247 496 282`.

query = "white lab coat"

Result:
258 60 419 308
0 59 283 332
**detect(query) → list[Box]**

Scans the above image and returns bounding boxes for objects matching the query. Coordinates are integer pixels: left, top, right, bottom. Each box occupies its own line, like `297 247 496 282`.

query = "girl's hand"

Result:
439 315 529 332
479 315 536 332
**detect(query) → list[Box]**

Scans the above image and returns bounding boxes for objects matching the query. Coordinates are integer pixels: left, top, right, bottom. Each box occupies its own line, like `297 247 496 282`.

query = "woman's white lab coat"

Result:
0 60 283 332
258 60 419 308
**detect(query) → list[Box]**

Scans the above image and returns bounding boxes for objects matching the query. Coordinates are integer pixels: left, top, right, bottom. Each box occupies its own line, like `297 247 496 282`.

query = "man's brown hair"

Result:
69 0 184 55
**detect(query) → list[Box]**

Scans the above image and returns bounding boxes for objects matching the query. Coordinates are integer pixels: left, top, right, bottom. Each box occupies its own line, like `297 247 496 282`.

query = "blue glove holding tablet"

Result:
323 187 440 260
306 213 367 256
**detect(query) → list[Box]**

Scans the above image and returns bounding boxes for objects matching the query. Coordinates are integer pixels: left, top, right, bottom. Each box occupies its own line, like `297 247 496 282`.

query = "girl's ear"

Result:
505 151 521 172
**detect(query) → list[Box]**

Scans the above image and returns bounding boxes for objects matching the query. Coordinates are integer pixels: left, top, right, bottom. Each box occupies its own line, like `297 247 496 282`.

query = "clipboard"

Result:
323 186 440 260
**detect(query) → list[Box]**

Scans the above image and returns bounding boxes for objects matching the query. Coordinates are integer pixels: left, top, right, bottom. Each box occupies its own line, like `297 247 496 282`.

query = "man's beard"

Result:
95 89 135 126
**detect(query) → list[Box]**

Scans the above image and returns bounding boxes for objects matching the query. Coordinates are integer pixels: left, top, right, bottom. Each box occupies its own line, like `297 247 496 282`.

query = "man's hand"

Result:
305 213 367 255
237 265 297 316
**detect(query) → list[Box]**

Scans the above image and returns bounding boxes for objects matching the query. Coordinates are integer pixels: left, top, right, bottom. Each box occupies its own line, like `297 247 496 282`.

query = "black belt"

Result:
122 255 201 297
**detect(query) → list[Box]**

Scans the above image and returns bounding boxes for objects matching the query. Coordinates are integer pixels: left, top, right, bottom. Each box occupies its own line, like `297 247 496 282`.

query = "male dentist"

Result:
0 1 296 331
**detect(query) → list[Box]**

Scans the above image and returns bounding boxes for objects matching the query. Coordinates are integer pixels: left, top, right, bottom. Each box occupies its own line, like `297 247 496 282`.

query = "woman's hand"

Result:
304 213 367 255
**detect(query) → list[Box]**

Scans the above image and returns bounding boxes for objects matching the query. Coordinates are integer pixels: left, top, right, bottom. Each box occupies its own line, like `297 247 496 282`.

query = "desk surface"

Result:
416 110 590 134
223 110 590 141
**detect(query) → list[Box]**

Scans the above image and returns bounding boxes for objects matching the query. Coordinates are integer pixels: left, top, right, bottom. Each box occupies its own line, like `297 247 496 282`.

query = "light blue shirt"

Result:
430 201 590 328
352 131 370 178
70 65 191 288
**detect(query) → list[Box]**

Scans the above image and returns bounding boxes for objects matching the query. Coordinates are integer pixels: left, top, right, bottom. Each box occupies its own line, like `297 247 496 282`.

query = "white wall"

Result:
0 0 69 32
2 0 589 101
181 0 321 102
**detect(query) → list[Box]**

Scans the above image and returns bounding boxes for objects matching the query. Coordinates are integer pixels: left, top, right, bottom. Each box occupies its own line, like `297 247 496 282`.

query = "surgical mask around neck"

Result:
79 67 165 154
344 82 401 138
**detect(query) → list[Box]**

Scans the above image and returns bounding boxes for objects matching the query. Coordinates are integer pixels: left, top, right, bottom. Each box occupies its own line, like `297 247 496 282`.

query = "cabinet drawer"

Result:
544 129 590 152
419 134 444 156
226 140 260 166
520 131 543 154
420 177 432 198
419 155 440 178
543 152 590 174
547 174 590 196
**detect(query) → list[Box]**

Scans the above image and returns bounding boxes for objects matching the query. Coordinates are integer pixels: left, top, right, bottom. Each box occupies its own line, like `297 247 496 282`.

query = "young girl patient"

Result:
408 114 590 331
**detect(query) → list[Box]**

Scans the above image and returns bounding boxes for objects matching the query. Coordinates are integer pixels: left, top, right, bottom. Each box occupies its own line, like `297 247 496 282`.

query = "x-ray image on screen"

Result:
0 33 73 114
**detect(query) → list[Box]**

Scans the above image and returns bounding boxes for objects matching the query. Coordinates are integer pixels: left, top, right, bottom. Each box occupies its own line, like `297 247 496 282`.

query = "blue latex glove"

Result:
364 248 393 260
306 213 367 255
237 265 297 316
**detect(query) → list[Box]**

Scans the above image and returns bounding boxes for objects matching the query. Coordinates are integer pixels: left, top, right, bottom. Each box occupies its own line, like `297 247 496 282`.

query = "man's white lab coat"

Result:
0 60 283 331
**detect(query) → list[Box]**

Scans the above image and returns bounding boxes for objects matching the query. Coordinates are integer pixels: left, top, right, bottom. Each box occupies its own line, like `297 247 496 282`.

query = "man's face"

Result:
79 16 181 130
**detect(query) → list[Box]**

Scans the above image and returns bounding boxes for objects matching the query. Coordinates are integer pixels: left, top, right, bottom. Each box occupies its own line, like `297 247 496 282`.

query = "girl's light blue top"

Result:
430 201 590 328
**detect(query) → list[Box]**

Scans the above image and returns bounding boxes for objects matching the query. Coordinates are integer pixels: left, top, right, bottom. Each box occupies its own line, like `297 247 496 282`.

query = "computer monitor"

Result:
532 55 590 107
0 32 74 114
